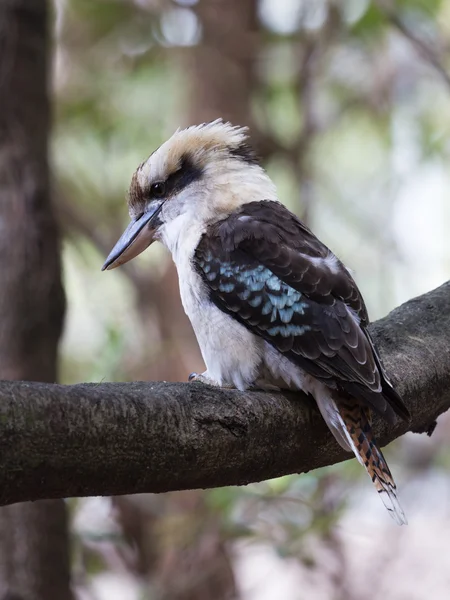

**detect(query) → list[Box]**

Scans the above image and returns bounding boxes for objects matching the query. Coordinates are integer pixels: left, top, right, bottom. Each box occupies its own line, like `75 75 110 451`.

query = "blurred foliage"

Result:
53 0 450 598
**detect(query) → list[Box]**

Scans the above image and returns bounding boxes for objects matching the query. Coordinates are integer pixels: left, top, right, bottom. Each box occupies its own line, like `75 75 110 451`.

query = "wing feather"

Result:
194 201 410 422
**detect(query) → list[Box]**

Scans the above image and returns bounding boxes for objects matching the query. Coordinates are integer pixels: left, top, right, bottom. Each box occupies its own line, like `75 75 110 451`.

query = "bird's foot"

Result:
188 372 221 387
188 372 235 389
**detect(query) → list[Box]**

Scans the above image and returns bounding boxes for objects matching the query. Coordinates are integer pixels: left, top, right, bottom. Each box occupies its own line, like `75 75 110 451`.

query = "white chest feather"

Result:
159 214 264 390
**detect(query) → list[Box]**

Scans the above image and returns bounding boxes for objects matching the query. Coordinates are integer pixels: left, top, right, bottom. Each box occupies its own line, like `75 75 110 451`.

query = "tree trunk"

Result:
0 1 70 599
186 0 258 128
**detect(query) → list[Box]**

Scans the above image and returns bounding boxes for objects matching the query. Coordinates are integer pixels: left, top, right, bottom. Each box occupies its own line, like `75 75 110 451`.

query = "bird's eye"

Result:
151 181 166 198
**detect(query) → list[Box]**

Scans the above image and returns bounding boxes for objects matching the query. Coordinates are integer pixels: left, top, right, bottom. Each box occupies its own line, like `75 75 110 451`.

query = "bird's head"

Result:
102 119 276 270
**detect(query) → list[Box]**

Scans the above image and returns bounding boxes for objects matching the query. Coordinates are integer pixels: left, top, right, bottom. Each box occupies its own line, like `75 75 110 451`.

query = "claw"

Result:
187 372 222 387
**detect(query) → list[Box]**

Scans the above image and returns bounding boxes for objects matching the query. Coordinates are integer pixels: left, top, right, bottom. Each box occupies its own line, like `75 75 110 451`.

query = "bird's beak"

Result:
101 201 164 271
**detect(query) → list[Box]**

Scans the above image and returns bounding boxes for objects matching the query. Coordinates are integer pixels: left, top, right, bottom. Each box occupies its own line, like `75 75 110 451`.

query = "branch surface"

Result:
1 282 449 506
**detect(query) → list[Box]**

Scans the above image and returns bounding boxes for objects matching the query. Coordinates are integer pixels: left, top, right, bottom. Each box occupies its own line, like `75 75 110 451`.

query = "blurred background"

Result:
3 0 450 598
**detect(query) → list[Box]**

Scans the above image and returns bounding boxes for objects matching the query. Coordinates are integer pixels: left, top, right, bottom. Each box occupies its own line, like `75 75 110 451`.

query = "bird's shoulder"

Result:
195 200 368 325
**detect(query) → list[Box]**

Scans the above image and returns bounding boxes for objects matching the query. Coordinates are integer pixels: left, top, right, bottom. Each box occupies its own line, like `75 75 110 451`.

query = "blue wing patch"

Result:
196 256 312 338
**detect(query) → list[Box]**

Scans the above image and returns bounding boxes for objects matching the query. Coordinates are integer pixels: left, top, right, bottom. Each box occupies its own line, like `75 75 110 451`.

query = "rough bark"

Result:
0 1 70 599
0 282 448 506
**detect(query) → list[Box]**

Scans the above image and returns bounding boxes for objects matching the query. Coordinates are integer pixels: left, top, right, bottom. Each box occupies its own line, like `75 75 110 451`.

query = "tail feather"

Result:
335 399 407 526
365 329 411 422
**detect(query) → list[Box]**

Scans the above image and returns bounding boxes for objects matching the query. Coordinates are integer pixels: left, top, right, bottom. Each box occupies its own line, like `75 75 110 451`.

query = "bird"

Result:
102 119 410 524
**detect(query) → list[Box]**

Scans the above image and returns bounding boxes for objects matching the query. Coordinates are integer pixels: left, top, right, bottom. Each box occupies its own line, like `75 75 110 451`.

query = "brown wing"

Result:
195 200 409 422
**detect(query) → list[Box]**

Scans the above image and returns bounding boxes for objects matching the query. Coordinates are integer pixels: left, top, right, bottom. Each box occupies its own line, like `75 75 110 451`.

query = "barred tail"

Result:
335 399 407 526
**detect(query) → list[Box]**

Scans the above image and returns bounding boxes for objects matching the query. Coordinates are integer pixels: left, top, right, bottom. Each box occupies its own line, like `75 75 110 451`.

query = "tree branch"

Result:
376 0 450 90
0 282 449 506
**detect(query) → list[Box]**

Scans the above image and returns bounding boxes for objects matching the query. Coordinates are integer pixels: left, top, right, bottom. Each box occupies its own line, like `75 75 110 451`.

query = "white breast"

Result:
159 214 264 390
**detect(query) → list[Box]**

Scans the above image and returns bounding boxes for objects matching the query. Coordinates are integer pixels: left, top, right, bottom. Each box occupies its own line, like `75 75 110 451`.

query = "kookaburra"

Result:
103 120 410 524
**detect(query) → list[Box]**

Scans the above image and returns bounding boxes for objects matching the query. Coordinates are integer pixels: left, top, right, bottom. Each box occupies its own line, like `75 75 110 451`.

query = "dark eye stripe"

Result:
148 154 202 200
